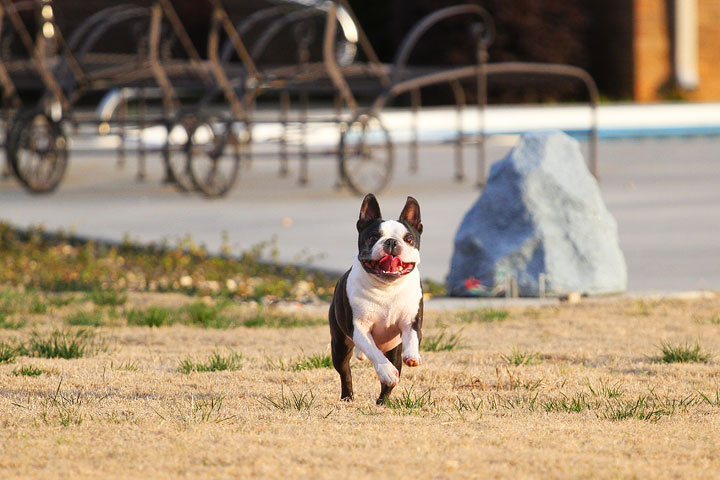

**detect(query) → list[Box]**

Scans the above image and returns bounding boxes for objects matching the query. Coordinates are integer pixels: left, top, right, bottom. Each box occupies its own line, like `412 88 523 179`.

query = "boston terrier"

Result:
329 194 423 404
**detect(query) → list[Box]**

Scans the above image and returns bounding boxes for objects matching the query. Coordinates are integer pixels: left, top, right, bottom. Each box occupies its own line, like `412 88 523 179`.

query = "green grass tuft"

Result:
541 392 591 413
178 351 243 374
127 307 175 327
384 386 435 413
0 316 27 329
66 310 104 327
697 388 720 407
86 290 128 306
261 385 316 411
29 297 47 314
28 329 101 359
457 308 509 323
242 310 325 328
13 365 43 376
184 302 235 329
291 352 332 371
587 379 624 399
190 395 233 423
0 341 20 363
0 290 46 316
421 327 463 352
112 360 139 371
658 342 710 363
38 380 84 427
502 347 541 366
48 295 77 308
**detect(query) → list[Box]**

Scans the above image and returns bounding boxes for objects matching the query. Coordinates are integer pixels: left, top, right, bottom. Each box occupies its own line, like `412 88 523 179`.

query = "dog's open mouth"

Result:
363 254 415 277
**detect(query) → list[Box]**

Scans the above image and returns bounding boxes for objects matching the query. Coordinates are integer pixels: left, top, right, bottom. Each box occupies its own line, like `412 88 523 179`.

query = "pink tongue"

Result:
379 254 402 271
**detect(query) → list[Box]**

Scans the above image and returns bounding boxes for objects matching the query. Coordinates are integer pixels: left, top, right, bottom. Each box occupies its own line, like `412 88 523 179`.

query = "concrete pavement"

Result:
2 127 719 293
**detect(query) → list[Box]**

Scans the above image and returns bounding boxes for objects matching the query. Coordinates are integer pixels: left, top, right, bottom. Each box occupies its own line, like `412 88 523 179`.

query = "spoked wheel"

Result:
163 113 197 193
7 109 68 194
187 116 242 197
339 112 393 195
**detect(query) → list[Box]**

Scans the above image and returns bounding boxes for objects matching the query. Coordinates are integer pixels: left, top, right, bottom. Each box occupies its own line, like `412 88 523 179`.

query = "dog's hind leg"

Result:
331 333 354 401
376 344 403 405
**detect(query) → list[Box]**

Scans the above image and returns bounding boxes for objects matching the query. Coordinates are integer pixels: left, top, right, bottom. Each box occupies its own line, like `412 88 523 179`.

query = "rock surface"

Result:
446 130 627 297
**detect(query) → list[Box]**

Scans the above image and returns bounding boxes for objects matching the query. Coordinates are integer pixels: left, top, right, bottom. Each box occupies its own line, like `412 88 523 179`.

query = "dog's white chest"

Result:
346 258 421 350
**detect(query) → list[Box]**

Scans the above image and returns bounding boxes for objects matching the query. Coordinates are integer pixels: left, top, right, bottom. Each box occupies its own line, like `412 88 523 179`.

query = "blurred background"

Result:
1 0 719 294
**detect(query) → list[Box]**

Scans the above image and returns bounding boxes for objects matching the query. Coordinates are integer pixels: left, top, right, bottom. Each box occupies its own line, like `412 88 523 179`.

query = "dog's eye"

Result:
367 234 379 244
404 234 415 246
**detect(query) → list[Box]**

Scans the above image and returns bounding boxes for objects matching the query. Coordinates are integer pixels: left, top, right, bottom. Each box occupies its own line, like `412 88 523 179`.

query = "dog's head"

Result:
356 194 422 281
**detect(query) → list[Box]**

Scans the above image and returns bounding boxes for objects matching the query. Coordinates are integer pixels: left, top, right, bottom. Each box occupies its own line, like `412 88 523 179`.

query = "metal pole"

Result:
279 91 290 177
410 88 420 174
476 43 488 188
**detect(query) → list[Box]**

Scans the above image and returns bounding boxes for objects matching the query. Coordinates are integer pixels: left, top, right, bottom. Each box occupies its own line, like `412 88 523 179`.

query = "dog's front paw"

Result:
375 362 399 386
402 352 422 367
355 350 366 361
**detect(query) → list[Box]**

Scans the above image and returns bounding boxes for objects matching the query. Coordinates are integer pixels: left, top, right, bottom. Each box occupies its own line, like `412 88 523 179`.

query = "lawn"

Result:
2 288 720 479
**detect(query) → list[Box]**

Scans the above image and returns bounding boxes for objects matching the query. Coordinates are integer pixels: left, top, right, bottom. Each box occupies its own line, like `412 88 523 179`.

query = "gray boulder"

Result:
446 130 626 297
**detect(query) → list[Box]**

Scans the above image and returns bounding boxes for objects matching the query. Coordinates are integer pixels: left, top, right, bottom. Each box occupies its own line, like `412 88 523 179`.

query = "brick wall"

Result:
633 0 720 102
633 0 672 102
693 0 720 100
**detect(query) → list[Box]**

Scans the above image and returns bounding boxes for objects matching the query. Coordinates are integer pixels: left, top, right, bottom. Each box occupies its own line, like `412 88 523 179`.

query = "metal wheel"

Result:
7 109 68 194
187 116 242 197
163 113 196 192
339 112 393 195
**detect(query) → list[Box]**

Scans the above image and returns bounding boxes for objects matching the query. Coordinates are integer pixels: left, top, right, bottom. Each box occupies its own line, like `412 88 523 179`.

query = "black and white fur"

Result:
329 194 423 404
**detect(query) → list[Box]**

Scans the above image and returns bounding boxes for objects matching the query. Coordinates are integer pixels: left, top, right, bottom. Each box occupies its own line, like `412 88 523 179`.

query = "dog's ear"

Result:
399 196 422 234
357 193 382 231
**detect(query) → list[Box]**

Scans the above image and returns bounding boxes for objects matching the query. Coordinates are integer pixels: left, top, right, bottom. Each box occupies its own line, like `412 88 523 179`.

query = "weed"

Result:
384 386 435 413
178 351 242 374
541 392 591 413
184 302 235 329
190 395 234 423
29 297 47 314
28 330 102 359
0 316 26 329
261 385 316 411
421 327 463 352
48 295 76 308
39 380 84 427
86 290 128 306
502 347 541 366
291 352 332 371
658 342 710 363
66 310 104 327
0 290 45 315
112 360 139 371
127 307 174 327
13 365 43 376
453 392 484 415
600 388 699 422
0 341 21 363
242 310 325 328
265 356 288 371
697 387 720 407
587 379 624 399
457 308 509 323
602 395 665 422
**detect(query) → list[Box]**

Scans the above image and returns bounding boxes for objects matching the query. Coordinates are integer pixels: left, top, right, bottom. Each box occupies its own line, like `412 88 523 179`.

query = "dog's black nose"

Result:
383 238 399 256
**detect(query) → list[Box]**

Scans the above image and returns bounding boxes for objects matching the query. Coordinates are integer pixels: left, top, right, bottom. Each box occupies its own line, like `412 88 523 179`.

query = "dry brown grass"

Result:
2 293 720 479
